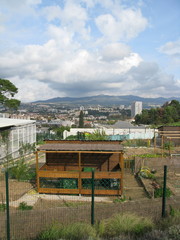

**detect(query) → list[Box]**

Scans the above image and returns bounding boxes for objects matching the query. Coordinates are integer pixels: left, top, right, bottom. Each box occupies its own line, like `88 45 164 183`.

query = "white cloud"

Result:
95 8 148 41
159 40 180 56
101 43 131 61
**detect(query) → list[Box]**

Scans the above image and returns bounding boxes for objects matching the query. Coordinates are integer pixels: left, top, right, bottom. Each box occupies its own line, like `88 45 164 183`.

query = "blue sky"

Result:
0 0 179 102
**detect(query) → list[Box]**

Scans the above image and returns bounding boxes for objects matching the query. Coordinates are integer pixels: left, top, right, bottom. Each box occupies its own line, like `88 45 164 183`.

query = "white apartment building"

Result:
0 118 36 163
131 101 142 118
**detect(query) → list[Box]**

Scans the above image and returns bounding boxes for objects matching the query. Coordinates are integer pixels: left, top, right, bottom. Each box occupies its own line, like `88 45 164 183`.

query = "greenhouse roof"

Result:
0 118 36 128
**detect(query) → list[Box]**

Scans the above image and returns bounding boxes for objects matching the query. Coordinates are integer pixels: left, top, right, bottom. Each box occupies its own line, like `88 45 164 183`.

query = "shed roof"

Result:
38 143 123 152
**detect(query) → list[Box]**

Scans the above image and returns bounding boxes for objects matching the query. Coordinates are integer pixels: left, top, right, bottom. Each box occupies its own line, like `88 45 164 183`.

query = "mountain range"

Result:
34 95 180 107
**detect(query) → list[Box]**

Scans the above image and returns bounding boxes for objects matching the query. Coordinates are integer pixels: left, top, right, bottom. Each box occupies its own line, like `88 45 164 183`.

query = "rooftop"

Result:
38 143 124 152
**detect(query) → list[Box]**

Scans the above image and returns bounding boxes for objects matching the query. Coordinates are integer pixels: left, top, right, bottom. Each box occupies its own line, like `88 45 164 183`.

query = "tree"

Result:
78 110 84 128
0 78 20 110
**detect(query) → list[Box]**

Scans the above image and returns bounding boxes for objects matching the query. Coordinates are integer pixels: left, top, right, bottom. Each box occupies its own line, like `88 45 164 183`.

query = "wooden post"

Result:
154 129 156 153
78 152 82 195
169 138 171 158
119 152 124 196
36 151 40 192
161 136 164 158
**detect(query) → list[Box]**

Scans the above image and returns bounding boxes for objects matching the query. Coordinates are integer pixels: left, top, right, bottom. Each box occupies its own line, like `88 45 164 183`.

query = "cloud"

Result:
101 43 131 61
0 0 179 102
95 8 148 41
159 40 180 56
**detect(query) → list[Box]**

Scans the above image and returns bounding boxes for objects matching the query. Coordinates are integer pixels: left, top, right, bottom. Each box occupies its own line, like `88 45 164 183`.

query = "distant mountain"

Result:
33 95 180 107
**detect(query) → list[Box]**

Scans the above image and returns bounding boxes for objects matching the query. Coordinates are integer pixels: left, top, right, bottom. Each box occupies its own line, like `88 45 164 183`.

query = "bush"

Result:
168 225 180 240
62 222 96 240
138 229 168 240
37 224 63 240
101 213 154 238
18 202 33 210
0 203 6 212
38 222 96 240
154 187 172 198
159 209 180 230
8 159 35 181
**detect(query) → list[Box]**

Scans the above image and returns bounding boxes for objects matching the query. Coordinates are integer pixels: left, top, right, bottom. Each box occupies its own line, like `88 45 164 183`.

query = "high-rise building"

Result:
131 101 142 118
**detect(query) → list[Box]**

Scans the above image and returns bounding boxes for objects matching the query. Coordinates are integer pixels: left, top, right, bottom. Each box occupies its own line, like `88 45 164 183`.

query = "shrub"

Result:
168 225 180 240
154 187 172 198
18 202 33 210
8 159 35 181
37 224 63 240
0 203 6 212
158 210 180 230
62 222 96 240
164 141 174 150
138 229 168 240
38 222 96 240
101 213 154 238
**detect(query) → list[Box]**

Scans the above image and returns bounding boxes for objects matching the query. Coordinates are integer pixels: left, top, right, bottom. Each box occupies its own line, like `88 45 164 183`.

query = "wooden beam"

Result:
119 153 124 196
38 150 123 154
38 188 120 196
78 152 82 195
36 151 40 192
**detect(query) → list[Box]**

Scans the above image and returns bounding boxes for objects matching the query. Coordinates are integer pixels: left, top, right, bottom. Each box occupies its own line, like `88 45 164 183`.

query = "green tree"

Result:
78 110 84 128
0 78 20 110
134 100 180 126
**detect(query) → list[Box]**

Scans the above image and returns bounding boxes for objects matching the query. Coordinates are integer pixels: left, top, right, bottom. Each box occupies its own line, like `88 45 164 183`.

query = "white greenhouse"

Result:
0 118 36 163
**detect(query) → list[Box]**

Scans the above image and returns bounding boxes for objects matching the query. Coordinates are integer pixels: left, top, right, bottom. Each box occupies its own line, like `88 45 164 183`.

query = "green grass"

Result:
101 213 154 238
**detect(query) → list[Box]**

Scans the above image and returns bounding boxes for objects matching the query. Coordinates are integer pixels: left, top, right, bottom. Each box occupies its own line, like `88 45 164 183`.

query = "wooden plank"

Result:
81 171 122 179
80 189 120 195
38 171 79 178
36 152 40 192
39 188 79 194
38 170 122 179
38 188 120 195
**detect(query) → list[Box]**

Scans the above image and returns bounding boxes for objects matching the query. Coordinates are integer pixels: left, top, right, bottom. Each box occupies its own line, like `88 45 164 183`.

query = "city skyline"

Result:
0 0 179 102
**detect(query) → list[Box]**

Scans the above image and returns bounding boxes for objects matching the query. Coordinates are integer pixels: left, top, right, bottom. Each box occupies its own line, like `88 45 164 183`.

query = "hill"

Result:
33 95 180 107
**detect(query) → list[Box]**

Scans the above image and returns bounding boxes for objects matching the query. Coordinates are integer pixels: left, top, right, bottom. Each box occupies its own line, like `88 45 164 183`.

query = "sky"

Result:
0 0 180 102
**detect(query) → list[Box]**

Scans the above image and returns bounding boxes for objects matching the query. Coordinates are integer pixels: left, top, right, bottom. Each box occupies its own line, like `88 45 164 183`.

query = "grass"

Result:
101 213 154 238
37 222 96 240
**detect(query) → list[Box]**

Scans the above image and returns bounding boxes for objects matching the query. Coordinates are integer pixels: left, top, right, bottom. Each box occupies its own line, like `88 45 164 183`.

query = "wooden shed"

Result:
36 140 124 196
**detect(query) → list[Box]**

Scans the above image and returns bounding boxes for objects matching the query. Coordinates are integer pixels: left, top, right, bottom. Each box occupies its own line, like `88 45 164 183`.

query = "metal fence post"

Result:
5 171 10 240
162 165 167 218
91 169 95 225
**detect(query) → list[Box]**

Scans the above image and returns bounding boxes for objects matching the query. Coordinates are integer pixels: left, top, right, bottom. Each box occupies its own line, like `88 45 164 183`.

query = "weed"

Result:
113 196 126 203
18 202 33 210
